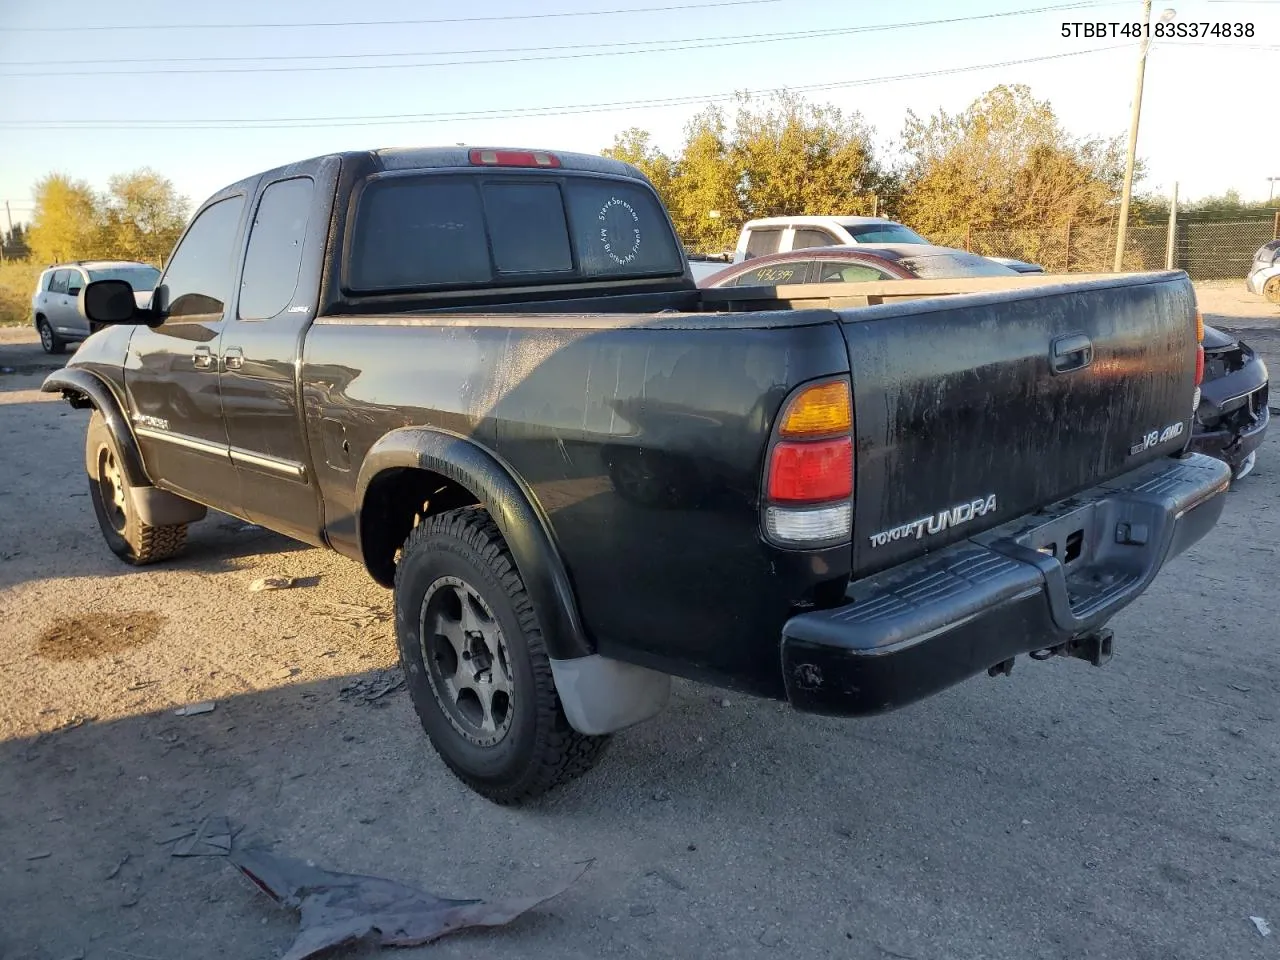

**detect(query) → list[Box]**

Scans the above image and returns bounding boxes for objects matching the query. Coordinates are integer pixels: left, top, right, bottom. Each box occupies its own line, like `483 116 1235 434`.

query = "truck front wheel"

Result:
86 412 188 565
394 506 609 804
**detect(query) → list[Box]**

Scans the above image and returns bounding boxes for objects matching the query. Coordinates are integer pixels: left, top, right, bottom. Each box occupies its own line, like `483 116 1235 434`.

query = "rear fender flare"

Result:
355 427 593 661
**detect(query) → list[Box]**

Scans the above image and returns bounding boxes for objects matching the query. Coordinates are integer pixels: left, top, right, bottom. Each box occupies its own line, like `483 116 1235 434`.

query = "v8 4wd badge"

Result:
1130 420 1184 456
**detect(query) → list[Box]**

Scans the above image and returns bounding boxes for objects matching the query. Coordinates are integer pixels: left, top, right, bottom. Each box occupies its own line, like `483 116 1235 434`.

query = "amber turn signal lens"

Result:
1195 310 1204 343
779 381 852 437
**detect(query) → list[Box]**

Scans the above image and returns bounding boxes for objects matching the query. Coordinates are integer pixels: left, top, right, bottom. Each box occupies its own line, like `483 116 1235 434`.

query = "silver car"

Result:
1245 240 1280 304
31 260 160 354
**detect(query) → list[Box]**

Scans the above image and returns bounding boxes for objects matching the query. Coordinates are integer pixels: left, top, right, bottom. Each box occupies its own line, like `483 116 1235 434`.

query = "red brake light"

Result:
468 149 561 168
1195 345 1205 386
767 438 853 503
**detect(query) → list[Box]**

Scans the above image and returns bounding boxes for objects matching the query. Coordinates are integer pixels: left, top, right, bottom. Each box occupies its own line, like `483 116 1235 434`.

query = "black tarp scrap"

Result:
172 820 588 960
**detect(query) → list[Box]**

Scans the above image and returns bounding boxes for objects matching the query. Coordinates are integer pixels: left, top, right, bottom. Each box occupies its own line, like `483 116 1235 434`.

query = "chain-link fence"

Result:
919 215 1277 278
685 213 1279 280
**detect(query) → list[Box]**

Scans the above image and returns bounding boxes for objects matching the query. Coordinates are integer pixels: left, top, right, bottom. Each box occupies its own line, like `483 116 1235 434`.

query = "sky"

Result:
1 0 1277 229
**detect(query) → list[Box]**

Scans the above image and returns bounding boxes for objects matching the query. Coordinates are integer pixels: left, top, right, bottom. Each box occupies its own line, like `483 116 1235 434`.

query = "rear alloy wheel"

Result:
421 576 516 748
37 317 66 355
1264 274 1280 305
86 411 188 564
394 507 609 804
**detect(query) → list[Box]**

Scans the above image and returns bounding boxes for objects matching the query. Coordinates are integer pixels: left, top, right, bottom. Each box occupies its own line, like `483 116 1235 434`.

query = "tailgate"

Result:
841 272 1199 576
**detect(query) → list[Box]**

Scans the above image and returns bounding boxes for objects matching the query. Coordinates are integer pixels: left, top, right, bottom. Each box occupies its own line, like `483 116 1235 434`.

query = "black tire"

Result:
394 506 609 804
86 411 188 565
36 316 66 355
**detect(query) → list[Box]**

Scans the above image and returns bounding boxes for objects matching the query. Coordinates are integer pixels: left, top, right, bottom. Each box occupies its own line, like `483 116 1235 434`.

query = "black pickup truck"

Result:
45 146 1231 803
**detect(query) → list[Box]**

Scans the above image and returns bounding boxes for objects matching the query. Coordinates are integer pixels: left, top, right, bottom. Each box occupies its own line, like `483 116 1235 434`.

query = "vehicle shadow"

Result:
2 654 1277 960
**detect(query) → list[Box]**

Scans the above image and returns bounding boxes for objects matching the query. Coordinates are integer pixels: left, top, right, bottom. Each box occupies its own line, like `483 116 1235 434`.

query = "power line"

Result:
0 1 1121 78
0 0 790 32
0 4 1116 71
0 45 1131 131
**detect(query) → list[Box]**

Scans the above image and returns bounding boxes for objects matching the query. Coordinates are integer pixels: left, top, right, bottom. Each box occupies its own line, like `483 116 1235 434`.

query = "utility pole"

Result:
1164 181 1178 270
1268 176 1279 205
1113 0 1153 272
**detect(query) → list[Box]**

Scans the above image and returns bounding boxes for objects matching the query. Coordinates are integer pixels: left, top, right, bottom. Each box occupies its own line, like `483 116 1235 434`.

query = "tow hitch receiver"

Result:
1029 628 1114 667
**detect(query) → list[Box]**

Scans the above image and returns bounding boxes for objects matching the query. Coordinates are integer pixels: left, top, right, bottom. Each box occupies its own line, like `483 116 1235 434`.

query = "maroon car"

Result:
698 243 1020 287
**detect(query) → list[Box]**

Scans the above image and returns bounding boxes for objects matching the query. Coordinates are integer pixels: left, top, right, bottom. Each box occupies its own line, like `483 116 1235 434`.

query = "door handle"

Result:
223 346 244 370
192 346 214 370
1050 333 1093 375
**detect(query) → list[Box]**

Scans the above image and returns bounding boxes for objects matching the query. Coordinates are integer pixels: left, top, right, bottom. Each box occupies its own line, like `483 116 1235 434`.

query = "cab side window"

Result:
48 270 69 295
239 178 315 321
744 228 783 260
157 196 246 321
65 270 84 297
792 229 837 251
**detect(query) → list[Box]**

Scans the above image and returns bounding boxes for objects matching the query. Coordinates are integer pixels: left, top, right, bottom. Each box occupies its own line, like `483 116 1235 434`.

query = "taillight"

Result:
468 149 561 168
767 439 853 501
779 381 851 437
763 379 854 545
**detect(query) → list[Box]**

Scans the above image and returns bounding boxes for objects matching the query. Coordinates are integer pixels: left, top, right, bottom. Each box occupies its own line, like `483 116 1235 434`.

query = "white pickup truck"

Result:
683 215 1042 281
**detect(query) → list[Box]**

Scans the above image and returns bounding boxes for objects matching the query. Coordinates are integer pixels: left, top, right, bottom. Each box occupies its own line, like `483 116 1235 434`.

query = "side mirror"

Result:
78 279 153 325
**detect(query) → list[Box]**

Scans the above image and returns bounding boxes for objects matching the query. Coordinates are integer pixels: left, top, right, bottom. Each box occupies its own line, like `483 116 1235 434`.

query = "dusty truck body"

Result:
45 146 1230 803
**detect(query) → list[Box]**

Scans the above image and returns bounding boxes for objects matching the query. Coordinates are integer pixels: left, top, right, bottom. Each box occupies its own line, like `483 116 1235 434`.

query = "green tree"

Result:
667 106 744 251
27 174 102 264
898 84 1129 233
99 168 189 265
602 92 889 252
603 127 675 201
729 90 884 222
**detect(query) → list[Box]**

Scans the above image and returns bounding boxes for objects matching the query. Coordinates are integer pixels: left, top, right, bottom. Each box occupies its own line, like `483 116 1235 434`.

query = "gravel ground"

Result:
1 283 1278 960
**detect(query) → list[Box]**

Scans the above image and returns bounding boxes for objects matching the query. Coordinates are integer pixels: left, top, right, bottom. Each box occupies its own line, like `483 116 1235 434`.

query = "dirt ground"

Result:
1 282 1279 960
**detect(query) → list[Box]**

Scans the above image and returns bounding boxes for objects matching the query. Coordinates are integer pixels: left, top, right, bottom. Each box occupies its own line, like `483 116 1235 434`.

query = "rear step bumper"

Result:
780 453 1231 716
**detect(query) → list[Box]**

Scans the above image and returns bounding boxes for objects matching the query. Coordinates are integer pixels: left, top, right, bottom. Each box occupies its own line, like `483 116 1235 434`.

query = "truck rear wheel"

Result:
394 506 609 804
86 412 188 565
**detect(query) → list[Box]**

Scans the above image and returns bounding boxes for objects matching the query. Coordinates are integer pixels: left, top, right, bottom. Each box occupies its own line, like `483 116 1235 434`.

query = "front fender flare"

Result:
42 367 150 489
355 427 593 661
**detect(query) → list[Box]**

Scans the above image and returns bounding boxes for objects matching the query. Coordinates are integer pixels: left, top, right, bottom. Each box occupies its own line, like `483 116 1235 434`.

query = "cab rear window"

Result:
347 173 683 292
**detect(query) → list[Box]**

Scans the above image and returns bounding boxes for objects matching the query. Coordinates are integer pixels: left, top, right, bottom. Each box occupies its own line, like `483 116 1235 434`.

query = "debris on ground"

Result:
250 576 297 592
25 851 51 861
1250 916 1271 937
645 868 687 892
172 817 235 857
105 854 130 879
174 702 216 717
220 521 264 533
220 844 589 960
339 668 405 705
273 667 300 681
318 601 392 626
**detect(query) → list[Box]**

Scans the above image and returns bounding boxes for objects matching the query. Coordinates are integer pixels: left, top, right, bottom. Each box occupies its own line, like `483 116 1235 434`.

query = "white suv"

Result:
32 260 160 354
